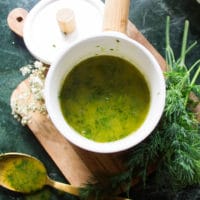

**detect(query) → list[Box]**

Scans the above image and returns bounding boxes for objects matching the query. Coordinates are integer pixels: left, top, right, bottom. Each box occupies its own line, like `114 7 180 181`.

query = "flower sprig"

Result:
11 61 48 125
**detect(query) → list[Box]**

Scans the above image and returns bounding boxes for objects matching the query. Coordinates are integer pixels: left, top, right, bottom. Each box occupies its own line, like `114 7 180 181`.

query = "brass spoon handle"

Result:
46 177 132 200
46 177 79 196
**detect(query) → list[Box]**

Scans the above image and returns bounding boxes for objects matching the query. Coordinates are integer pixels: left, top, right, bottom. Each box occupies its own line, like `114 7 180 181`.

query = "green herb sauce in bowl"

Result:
59 55 150 142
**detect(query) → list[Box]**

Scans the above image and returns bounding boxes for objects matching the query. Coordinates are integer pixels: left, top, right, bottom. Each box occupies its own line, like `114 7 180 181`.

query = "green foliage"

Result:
154 16 200 188
79 17 200 199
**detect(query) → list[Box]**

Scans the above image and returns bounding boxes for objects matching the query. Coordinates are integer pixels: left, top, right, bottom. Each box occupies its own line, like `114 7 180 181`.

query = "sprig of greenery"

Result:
154 16 200 188
79 16 200 199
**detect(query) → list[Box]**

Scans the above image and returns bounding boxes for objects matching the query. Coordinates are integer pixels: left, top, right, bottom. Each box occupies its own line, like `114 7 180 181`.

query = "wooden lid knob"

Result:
7 8 28 37
56 8 76 34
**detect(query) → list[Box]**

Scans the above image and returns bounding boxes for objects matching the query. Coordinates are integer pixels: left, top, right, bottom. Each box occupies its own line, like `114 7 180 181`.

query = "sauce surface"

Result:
59 55 150 142
1 156 46 193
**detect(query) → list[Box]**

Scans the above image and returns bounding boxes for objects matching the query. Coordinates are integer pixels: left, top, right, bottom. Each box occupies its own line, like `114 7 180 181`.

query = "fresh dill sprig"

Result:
128 16 200 191
155 16 200 188
79 16 200 199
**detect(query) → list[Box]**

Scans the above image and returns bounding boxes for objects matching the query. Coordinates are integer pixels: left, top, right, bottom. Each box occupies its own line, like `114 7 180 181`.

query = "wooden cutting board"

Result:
10 21 166 187
7 0 173 188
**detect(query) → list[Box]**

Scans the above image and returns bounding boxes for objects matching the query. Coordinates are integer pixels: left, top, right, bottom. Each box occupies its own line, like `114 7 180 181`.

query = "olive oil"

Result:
59 55 150 142
1 157 46 193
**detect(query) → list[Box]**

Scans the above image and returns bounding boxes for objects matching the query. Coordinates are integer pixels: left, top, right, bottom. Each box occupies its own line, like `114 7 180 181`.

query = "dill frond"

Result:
79 16 200 199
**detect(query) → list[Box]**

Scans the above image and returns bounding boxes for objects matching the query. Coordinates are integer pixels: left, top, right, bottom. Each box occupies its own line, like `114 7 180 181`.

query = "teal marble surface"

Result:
0 0 199 199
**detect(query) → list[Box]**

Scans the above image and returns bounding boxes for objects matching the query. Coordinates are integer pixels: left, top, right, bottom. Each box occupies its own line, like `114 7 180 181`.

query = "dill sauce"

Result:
1 157 46 193
59 55 150 142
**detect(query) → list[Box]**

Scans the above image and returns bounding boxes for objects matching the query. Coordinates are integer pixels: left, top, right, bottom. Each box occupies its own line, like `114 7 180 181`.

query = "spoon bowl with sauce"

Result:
0 152 79 195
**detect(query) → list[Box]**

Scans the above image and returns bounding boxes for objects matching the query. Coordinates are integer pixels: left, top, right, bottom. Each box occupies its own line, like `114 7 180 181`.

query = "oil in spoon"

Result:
0 153 79 195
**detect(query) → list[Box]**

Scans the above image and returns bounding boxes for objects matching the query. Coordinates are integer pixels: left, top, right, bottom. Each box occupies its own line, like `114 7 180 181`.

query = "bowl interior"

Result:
45 32 166 153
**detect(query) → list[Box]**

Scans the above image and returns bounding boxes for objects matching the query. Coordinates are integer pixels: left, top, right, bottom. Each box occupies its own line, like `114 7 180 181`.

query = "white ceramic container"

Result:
45 0 166 153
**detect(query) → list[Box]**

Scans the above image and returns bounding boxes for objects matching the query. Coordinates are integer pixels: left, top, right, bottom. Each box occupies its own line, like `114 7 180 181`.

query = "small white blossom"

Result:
11 61 48 125
20 65 32 76
34 61 43 69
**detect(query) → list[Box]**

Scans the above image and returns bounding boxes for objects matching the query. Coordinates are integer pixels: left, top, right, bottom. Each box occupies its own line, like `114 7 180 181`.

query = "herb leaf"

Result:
79 16 200 199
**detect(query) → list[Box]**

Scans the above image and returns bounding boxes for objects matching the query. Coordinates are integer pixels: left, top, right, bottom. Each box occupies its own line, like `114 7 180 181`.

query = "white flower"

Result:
11 61 48 125
34 61 43 69
20 65 32 76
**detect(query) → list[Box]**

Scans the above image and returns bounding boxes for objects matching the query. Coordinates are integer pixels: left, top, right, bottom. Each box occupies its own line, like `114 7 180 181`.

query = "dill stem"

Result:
185 41 198 54
188 59 200 75
177 41 198 64
165 16 170 50
165 16 176 71
181 59 200 85
191 65 200 86
184 63 200 107
180 20 189 68
165 16 172 70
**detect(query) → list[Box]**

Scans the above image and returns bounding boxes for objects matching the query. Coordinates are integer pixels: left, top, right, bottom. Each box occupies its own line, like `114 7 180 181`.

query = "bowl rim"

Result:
45 32 166 153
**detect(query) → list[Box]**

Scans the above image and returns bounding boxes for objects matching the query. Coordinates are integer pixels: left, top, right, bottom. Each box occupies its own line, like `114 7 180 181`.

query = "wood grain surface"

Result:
9 1 199 188
10 20 167 187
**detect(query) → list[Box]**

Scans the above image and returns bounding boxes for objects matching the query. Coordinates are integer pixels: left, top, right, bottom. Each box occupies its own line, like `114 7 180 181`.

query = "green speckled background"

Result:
0 0 200 199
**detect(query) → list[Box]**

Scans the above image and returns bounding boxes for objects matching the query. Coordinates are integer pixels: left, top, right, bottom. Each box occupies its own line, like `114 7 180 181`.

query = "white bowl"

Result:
45 32 166 153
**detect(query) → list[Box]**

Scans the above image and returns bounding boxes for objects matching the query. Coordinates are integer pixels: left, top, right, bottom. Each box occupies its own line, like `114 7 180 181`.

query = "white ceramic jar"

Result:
45 0 166 153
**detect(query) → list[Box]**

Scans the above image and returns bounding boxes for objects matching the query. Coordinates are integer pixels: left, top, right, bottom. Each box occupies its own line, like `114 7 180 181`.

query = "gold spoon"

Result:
0 152 79 195
0 153 132 200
